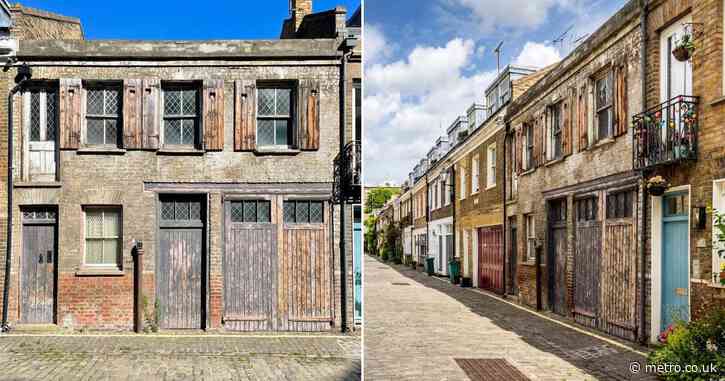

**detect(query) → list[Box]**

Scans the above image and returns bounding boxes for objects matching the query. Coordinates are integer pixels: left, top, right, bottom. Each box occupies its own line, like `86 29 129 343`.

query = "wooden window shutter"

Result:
298 79 320 150
515 127 523 174
562 88 573 156
614 63 628 137
59 78 82 149
122 79 143 149
532 117 541 168
203 79 225 151
578 84 588 151
141 79 160 149
234 80 256 151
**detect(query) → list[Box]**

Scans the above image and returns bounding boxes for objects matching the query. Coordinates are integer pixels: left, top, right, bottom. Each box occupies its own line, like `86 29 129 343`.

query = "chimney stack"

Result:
291 0 312 30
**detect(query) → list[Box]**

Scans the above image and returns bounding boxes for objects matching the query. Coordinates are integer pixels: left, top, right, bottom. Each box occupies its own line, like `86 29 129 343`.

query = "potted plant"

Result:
646 176 669 196
672 33 695 62
714 209 725 285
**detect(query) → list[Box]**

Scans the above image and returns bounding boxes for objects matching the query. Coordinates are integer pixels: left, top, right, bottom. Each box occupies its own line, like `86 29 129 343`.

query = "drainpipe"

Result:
426 174 430 271
339 47 353 333
133 242 145 333
638 0 649 345
2 64 31 333
450 166 456 279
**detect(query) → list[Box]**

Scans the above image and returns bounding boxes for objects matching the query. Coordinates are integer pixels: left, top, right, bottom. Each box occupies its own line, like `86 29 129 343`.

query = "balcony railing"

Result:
333 140 361 204
632 95 699 170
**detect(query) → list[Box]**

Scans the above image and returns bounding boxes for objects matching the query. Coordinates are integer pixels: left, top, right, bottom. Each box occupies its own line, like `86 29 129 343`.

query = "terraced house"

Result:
0 0 361 333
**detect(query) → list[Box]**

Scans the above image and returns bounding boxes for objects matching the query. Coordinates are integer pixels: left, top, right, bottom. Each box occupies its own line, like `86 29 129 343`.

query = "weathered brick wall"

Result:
10 5 83 40
508 15 643 315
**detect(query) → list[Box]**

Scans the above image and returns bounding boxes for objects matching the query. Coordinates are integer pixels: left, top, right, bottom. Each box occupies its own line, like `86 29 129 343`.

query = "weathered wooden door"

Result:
574 197 601 329
25 88 57 182
508 220 518 295
20 208 56 324
661 192 689 331
223 200 277 331
157 195 205 329
280 199 333 331
478 226 503 294
547 199 568 316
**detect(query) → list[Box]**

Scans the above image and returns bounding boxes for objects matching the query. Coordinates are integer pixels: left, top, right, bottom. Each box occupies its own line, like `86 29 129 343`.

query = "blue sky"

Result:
364 0 627 185
17 0 360 39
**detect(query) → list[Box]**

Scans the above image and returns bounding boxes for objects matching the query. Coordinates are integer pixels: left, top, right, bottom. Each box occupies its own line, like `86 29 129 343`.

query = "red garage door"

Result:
478 226 503 294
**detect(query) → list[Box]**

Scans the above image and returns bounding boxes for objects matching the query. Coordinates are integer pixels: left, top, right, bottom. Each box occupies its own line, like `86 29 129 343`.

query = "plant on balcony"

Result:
714 209 725 285
646 175 669 196
672 33 695 62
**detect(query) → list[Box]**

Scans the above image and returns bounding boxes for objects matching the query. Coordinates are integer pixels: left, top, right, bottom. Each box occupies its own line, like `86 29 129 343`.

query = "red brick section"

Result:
58 274 135 329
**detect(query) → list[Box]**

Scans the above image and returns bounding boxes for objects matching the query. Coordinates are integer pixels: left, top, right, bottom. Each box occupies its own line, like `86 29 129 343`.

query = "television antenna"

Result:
552 25 574 51
493 41 504 73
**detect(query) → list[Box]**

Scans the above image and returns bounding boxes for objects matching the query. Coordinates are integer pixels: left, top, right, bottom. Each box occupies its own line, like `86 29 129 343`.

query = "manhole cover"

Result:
391 282 410 286
454 359 529 381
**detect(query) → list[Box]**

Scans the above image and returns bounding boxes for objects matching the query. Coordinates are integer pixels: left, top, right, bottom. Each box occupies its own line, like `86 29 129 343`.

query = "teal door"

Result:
661 193 689 331
353 207 363 324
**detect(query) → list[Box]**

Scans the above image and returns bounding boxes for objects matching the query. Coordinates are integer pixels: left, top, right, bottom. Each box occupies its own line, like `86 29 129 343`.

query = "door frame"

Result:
650 185 690 343
155 192 208 330
19 205 58 325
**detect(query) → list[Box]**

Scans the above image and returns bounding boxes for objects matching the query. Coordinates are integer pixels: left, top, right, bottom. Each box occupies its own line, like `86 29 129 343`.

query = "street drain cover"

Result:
454 358 529 381
391 282 410 286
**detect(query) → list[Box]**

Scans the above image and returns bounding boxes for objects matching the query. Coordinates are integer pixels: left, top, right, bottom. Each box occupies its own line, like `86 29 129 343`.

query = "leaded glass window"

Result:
161 199 202 221
27 87 57 143
257 87 293 147
230 200 271 223
86 86 121 145
163 86 199 146
283 200 323 224
84 208 121 267
607 190 634 219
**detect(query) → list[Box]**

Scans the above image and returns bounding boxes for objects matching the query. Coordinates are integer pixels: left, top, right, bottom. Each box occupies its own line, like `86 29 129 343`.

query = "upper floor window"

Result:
460 167 467 200
257 86 293 148
163 84 199 147
487 144 497 188
471 155 480 193
548 102 562 160
85 85 121 146
595 70 614 141
28 87 58 144
524 123 534 170
23 84 58 183
525 214 535 261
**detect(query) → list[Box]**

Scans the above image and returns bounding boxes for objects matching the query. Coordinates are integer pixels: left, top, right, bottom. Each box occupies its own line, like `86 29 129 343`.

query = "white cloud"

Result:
364 24 393 65
364 38 497 185
446 0 578 32
513 42 561 68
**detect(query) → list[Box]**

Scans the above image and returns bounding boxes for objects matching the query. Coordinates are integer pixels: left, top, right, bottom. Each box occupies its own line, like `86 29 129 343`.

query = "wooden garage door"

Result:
478 226 503 294
574 197 601 329
548 199 568 316
157 195 205 329
280 200 333 331
20 208 56 324
223 200 277 331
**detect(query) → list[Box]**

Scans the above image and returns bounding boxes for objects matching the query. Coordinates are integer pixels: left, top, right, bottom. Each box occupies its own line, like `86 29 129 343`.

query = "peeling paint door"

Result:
157 195 205 329
223 199 277 331
548 199 568 316
574 197 601 329
20 208 56 324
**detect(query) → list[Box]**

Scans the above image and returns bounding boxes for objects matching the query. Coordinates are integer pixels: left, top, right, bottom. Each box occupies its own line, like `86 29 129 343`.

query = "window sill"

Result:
14 181 62 188
545 157 564 167
254 147 301 156
591 137 616 149
709 95 725 107
157 148 205 155
486 184 496 190
519 260 538 267
75 267 125 277
77 147 126 155
520 168 535 176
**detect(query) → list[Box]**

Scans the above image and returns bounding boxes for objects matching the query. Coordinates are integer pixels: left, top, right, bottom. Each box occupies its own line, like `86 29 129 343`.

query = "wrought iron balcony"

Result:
632 95 699 170
333 140 361 204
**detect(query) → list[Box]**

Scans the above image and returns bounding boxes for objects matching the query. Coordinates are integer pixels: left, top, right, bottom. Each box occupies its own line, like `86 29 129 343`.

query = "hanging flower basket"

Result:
672 34 695 62
646 176 669 196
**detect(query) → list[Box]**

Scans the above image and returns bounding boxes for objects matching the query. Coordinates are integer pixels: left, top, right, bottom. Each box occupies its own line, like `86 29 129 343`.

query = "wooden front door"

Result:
24 88 58 182
548 199 568 316
574 197 601 328
223 199 277 331
478 225 503 294
20 207 57 324
508 219 518 295
661 192 689 331
157 195 205 329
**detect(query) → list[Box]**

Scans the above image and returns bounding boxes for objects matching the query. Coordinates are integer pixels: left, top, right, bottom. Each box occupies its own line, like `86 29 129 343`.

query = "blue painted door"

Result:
353 207 363 324
661 193 689 331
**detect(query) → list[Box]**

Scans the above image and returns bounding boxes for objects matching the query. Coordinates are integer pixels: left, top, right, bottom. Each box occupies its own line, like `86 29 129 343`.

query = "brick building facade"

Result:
1 1 358 332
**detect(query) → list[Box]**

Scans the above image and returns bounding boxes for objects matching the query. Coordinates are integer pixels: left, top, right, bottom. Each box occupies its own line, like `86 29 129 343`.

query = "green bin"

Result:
448 259 461 284
425 257 435 276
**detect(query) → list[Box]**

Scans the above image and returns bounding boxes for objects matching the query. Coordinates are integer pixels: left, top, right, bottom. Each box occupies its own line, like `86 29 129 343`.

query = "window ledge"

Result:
692 278 725 289
486 184 496 190
14 181 62 188
709 95 725 107
545 157 564 167
157 148 205 155
592 137 616 149
254 147 301 156
519 260 538 267
520 168 535 176
77 147 126 155
75 267 125 277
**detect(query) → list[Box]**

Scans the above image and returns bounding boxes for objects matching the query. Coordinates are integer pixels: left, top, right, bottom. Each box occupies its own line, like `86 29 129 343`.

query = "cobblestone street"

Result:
0 334 360 380
364 255 656 380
